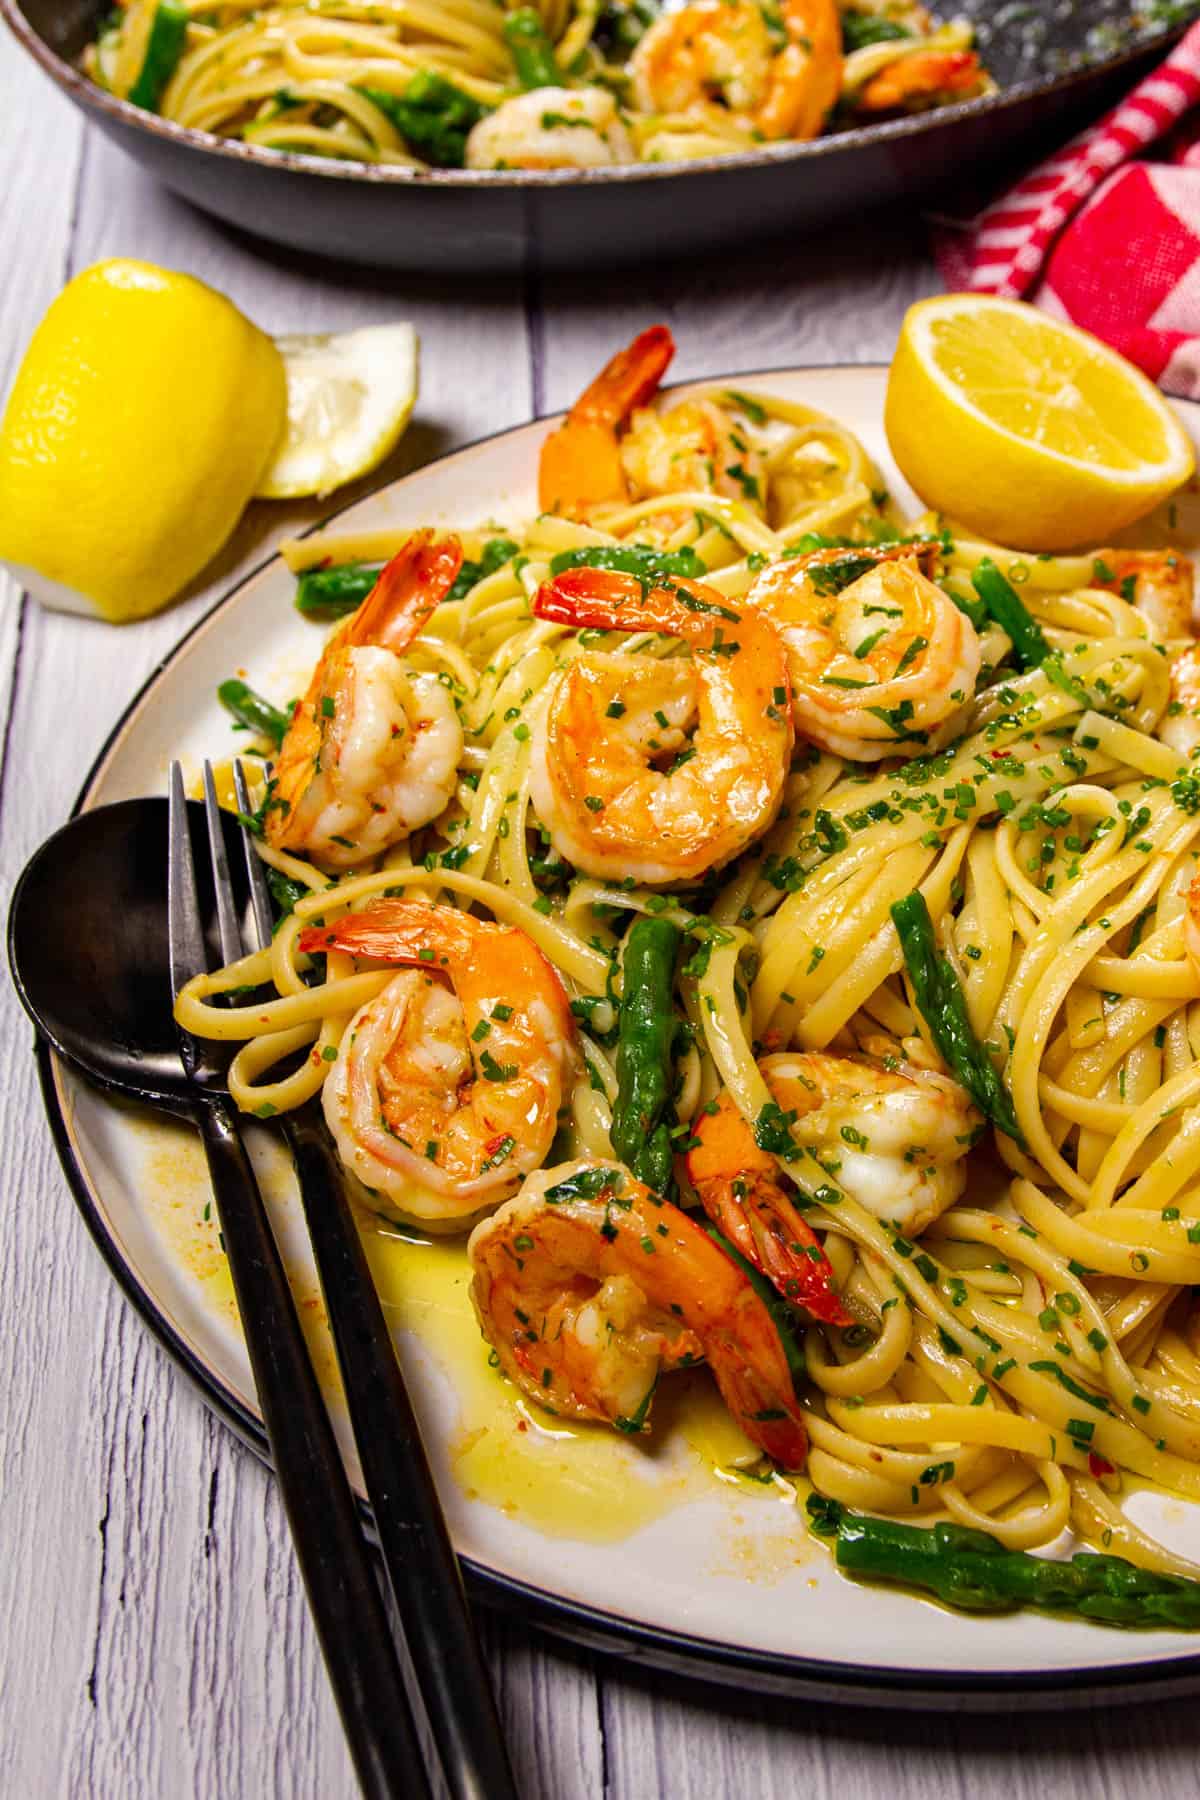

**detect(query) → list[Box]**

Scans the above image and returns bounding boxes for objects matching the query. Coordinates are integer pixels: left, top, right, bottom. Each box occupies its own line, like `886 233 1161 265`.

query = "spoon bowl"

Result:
8 797 250 1103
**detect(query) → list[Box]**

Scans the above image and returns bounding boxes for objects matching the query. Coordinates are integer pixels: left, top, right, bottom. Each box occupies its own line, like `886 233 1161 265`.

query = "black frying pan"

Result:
4 0 1198 273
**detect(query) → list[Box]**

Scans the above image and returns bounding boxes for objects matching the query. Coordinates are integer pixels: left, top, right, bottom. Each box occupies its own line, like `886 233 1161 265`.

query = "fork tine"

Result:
203 762 244 968
168 761 209 1000
233 759 275 954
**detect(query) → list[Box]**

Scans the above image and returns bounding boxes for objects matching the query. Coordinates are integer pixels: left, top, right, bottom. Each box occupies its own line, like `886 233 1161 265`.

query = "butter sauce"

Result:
130 1111 797 1548
361 1220 776 1543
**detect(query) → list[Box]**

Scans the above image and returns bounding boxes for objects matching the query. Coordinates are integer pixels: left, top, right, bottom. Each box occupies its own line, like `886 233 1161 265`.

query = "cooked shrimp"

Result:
856 48 983 114
739 1050 980 1236
747 543 981 761
1165 642 1200 760
619 397 767 516
267 533 464 870
530 567 793 883
1095 549 1195 642
686 1091 853 1324
631 0 842 143
467 1158 809 1465
539 325 676 519
465 86 634 172
539 326 765 524
1187 872 1200 994
297 900 576 1228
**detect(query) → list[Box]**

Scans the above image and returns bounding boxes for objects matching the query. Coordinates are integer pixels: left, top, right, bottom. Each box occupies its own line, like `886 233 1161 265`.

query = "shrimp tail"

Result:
538 326 675 517
686 1093 852 1326
569 325 676 428
346 530 463 654
708 1317 809 1468
297 899 577 1039
702 1173 853 1328
859 49 981 114
533 567 746 647
299 896 473 961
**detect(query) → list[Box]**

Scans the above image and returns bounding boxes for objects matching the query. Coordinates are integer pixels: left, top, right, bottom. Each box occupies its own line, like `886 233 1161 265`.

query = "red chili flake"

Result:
1089 1452 1115 1478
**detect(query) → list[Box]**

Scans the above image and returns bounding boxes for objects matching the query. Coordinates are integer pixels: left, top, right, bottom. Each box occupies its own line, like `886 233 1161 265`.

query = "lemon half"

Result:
885 294 1195 551
0 259 286 622
256 323 419 500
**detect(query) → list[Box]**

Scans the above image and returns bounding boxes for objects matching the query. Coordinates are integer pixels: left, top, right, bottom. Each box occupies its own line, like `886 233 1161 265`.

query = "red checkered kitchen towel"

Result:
934 21 1200 398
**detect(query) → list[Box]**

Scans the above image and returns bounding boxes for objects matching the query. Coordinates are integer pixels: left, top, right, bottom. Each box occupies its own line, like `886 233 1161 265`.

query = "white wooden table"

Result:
4 29 1200 1795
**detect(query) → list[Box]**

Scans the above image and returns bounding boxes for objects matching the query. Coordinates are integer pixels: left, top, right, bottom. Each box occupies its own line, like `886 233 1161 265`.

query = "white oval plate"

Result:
39 365 1200 1706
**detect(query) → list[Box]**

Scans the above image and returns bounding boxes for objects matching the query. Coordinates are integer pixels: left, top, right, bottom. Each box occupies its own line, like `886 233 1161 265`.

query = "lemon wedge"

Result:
885 294 1195 551
255 323 420 500
0 259 286 622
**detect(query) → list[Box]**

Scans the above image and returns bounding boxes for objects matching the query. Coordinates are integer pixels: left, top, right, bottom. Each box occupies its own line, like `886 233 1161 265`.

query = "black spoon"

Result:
8 798 517 1800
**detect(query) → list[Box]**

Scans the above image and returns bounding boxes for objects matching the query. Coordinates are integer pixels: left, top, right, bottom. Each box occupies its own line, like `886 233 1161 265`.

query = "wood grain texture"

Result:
534 215 942 409
4 35 1200 1797
599 1663 1200 1800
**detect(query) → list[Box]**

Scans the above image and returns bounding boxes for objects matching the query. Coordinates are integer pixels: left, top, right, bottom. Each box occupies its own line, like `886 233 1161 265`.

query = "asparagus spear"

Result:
807 1497 1200 1628
217 679 290 750
449 535 520 601
891 890 1024 1145
549 544 707 586
969 558 1050 669
360 71 490 167
611 917 682 1197
126 0 189 112
294 535 517 622
294 561 381 619
503 10 561 89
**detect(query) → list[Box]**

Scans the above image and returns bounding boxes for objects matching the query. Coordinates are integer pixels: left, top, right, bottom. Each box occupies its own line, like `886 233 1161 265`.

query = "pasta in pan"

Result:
86 0 990 170
178 327 1200 1601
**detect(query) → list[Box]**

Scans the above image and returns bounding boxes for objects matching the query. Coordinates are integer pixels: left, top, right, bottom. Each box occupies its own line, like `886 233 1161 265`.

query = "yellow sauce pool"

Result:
361 1222 779 1544
127 1111 807 1555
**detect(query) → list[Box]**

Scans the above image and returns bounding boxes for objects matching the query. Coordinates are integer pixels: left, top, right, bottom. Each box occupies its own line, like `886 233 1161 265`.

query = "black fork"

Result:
177 759 519 1800
168 761 431 1800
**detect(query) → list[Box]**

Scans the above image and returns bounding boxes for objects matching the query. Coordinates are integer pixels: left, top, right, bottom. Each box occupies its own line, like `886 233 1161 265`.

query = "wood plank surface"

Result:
3 27 1200 1797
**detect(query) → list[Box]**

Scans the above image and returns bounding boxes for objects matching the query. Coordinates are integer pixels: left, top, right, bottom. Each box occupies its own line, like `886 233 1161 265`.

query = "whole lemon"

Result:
0 259 286 621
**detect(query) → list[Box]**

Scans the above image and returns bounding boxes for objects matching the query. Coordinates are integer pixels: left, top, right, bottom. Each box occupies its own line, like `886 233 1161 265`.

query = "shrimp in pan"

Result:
530 567 793 884
685 1092 853 1324
468 1158 809 1466
465 86 634 171
855 49 983 115
748 543 981 761
297 900 576 1229
631 0 842 143
267 532 464 870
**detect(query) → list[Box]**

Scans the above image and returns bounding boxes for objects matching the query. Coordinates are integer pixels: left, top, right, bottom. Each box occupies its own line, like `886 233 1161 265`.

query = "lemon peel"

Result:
0 258 286 622
885 294 1195 552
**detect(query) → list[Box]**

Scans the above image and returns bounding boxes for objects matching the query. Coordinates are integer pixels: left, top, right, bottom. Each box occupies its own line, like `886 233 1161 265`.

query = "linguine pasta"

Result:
86 0 990 171
177 379 1200 1580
